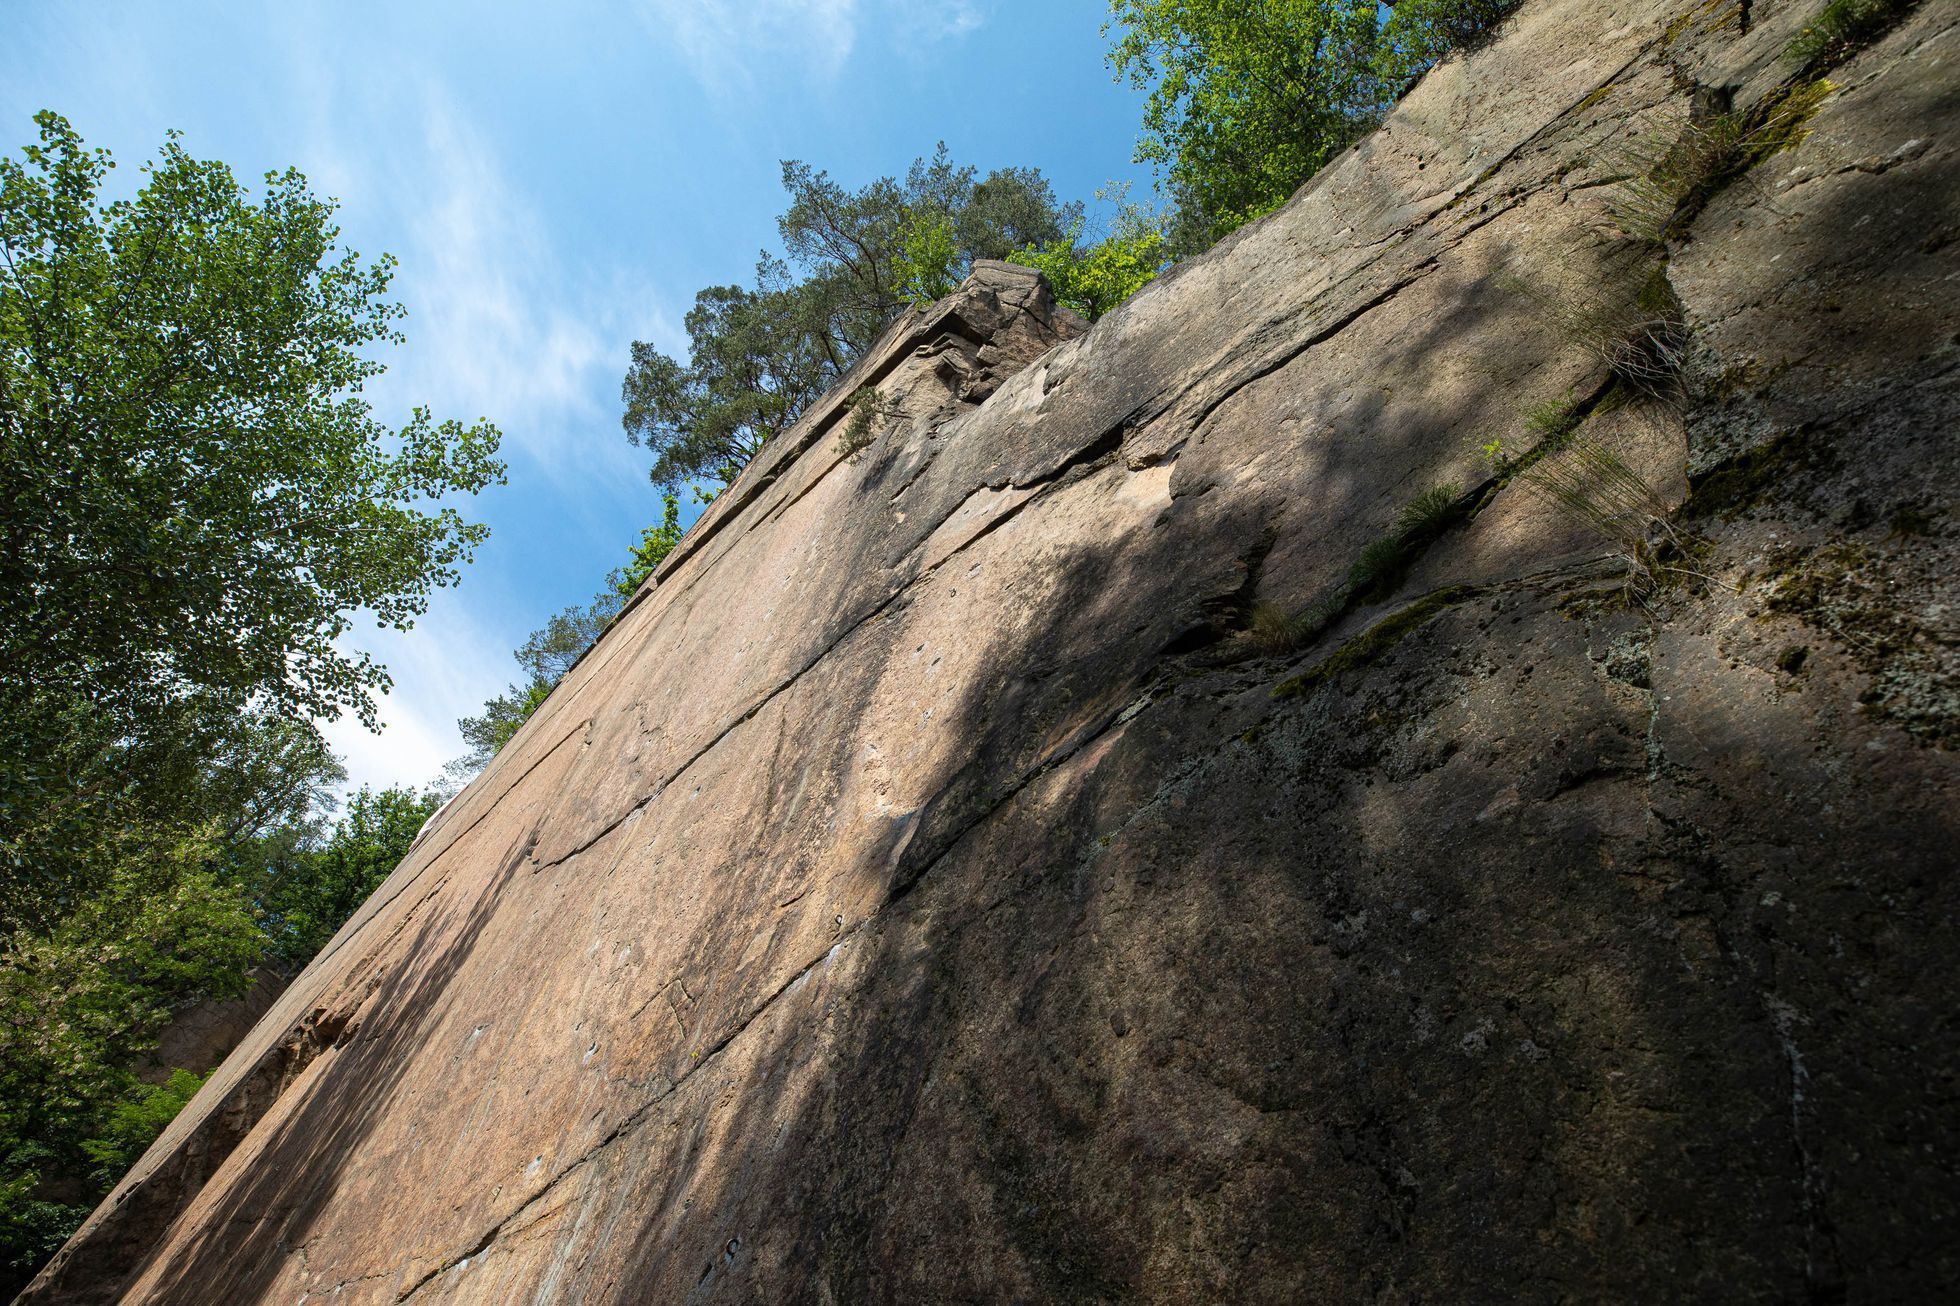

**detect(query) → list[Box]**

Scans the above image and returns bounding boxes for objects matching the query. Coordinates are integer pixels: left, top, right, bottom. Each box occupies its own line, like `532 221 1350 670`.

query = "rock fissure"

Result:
31 3 1960 1301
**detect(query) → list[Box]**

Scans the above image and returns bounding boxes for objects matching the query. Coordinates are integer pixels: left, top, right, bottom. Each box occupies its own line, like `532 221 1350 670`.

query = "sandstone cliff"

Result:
27 0 1958 1299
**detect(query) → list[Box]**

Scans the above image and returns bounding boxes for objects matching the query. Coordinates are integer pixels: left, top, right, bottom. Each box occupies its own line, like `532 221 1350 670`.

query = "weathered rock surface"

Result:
27 0 1958 1299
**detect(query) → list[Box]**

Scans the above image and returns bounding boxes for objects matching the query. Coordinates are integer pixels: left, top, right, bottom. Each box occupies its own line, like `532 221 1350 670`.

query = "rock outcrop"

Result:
28 0 1958 1299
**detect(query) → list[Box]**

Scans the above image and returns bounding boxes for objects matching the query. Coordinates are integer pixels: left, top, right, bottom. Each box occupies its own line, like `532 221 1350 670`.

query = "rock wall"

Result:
27 0 1958 1299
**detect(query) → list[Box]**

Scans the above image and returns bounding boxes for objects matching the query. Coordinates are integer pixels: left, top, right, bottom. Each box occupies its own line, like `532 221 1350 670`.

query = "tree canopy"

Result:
1107 0 1518 248
0 112 505 735
0 113 500 1291
621 145 1080 494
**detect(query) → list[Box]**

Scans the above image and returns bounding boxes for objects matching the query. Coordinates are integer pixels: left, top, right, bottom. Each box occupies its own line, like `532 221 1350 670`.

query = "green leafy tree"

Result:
79 1070 209 1187
251 785 441 967
615 490 684 598
0 112 503 1290
0 112 505 737
1010 188 1171 320
623 145 1078 493
1107 0 1517 249
0 831 263 1286
894 209 961 307
622 258 835 491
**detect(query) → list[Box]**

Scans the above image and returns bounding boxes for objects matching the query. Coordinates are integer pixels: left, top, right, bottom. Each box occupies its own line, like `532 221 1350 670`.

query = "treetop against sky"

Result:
0 0 1151 789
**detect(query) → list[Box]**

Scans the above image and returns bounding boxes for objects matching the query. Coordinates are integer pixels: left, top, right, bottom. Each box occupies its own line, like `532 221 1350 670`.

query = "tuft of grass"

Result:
1522 435 1712 601
1605 81 1833 243
1510 266 1688 398
1522 392 1585 448
1396 484 1462 541
1787 0 1916 68
1249 601 1312 654
1345 535 1410 595
1346 482 1466 601
1250 591 1350 655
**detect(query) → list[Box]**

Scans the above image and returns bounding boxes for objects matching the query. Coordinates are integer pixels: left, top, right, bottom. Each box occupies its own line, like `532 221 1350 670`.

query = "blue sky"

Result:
1 0 1151 791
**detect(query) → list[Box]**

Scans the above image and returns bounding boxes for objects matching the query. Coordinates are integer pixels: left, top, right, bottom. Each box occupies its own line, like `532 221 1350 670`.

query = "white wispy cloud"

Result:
319 593 516 796
631 0 989 89
380 89 668 487
892 0 987 52
633 0 861 88
278 68 679 788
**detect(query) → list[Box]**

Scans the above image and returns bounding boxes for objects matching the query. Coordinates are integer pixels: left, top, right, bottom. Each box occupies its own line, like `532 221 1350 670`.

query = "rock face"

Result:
28 0 1959 1300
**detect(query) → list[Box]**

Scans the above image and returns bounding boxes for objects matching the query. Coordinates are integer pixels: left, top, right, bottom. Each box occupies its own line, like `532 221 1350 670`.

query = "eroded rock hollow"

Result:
28 0 1959 1299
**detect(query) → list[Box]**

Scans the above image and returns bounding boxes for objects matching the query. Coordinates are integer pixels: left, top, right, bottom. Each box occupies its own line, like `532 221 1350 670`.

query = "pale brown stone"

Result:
27 1 1959 1300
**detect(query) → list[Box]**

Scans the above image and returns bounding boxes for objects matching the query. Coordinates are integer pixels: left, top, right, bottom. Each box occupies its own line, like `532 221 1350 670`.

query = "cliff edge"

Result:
27 0 1959 1299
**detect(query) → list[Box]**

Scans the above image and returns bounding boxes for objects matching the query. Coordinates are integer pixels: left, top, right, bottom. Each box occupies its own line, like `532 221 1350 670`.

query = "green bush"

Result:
80 1070 210 1187
1107 0 1520 249
1011 194 1170 320
837 386 895 463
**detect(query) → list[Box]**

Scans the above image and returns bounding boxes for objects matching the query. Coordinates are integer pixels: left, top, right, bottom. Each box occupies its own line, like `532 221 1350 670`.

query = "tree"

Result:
622 258 834 491
1106 0 1518 249
451 593 623 777
0 113 502 1288
250 785 441 968
1010 187 1172 321
0 112 505 738
615 490 684 598
1 829 263 1290
622 145 1078 494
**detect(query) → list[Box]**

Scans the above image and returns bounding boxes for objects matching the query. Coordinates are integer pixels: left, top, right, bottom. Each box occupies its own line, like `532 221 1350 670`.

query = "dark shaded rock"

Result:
25 1 1958 1301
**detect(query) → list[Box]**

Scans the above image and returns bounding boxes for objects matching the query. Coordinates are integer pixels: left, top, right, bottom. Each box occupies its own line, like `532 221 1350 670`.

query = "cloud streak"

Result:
633 0 861 89
378 90 666 488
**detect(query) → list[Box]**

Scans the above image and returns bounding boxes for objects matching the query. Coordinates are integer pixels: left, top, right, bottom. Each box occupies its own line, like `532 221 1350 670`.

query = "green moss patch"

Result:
1274 586 1476 700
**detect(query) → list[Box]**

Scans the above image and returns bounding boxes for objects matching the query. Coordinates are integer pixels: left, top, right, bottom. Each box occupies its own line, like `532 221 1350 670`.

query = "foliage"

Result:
79 1069 209 1186
248 785 441 967
837 386 895 463
623 145 1077 493
1395 484 1463 540
1248 600 1332 654
1522 392 1586 449
894 210 960 307
1503 256 1687 399
1349 482 1464 599
0 114 494 1291
2 699 343 939
614 491 684 598
1603 83 1830 244
1786 0 1916 67
1521 435 1704 600
0 831 262 1287
0 112 505 736
622 259 836 492
1106 0 1518 249
1010 190 1171 320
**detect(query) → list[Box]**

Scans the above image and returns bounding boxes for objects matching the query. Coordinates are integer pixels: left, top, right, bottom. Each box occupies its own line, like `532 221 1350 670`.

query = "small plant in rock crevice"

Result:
837 386 897 463
1521 434 1714 603
1522 391 1586 449
1504 255 1688 402
1246 481 1469 657
1347 481 1468 601
1602 80 1833 244
1786 0 1919 69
